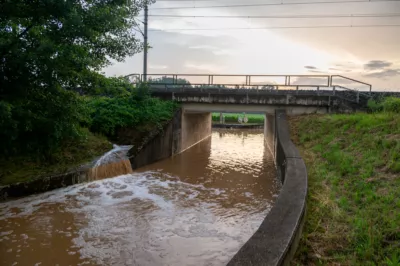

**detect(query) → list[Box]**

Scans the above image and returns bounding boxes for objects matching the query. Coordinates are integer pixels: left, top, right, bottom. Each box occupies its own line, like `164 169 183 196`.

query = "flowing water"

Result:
0 129 280 266
88 145 133 181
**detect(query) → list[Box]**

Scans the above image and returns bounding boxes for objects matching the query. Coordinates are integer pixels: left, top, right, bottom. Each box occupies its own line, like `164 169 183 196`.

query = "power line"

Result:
148 24 400 31
147 13 400 19
149 0 400 10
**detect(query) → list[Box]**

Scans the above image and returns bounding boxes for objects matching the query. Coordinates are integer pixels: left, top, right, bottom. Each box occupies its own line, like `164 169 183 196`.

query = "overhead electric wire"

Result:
147 13 400 19
149 0 400 10
147 24 400 31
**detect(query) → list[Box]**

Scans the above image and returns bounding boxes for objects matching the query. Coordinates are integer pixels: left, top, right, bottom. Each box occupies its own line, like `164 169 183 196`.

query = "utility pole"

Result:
143 3 149 82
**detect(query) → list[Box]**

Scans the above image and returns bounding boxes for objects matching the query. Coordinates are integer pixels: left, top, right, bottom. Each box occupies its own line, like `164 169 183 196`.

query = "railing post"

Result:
356 91 360 103
333 86 336 95
288 76 291 86
248 75 251 86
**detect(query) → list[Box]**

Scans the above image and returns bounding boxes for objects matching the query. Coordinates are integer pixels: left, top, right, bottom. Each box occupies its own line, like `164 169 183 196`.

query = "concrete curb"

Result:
0 166 91 201
228 110 308 266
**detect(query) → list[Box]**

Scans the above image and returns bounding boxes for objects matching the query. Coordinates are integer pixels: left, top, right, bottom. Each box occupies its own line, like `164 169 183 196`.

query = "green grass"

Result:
290 112 400 266
212 113 264 124
0 129 112 186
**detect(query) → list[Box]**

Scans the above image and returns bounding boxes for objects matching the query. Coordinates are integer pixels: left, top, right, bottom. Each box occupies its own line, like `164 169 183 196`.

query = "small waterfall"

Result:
88 145 134 181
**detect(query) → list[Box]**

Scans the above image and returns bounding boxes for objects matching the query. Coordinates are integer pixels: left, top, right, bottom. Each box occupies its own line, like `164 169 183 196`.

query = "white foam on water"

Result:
94 144 133 167
0 171 271 265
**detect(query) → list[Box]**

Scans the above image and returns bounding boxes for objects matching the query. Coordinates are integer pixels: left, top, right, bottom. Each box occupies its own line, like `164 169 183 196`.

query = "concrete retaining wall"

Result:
228 110 308 266
0 167 90 201
129 108 212 169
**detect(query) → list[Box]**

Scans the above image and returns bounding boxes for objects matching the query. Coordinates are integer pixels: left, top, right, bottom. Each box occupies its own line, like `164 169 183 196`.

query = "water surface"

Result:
0 129 279 266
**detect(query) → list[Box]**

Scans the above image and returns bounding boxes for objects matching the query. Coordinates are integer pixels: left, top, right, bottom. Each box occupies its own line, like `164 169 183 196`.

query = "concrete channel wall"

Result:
0 168 90 200
129 108 212 169
228 110 308 266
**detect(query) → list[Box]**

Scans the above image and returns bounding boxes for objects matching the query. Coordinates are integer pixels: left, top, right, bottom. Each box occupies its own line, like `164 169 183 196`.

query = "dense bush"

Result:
0 0 152 157
87 84 178 136
0 88 87 157
368 97 400 113
382 97 400 113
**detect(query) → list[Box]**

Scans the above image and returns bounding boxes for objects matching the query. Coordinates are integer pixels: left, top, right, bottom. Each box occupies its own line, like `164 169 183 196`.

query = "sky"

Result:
104 0 400 91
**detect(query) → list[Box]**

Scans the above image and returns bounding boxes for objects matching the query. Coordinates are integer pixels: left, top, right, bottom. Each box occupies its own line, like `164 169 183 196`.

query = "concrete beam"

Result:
182 103 329 115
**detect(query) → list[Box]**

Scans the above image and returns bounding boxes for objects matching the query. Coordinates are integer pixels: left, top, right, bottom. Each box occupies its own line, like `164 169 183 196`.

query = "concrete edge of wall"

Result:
228 110 308 266
0 167 90 201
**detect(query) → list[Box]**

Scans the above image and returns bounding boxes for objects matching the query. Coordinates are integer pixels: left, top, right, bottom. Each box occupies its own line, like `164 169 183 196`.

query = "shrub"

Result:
0 89 88 158
368 97 400 113
367 99 383 112
382 97 400 113
87 84 178 136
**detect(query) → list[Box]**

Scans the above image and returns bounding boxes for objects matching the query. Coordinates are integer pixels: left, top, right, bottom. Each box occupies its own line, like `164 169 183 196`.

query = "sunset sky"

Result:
104 0 400 91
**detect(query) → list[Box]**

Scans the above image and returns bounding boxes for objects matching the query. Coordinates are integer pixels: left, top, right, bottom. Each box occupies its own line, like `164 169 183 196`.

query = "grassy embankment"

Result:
212 113 264 124
291 97 400 265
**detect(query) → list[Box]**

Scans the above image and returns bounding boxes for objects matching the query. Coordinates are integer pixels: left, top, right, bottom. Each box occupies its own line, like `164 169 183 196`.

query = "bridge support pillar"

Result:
180 110 212 154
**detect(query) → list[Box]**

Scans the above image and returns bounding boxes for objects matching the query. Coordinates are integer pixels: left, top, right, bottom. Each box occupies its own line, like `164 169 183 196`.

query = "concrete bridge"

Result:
126 74 377 114
126 74 399 266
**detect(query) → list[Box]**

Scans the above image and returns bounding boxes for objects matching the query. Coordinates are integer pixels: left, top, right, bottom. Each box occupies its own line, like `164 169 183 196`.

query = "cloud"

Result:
292 77 330 86
189 45 235 56
304 66 317 70
189 45 217 50
184 63 225 72
149 64 168 70
364 60 393 70
364 69 400 78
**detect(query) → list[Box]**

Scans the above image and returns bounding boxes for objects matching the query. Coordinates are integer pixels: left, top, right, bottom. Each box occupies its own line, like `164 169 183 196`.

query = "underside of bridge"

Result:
182 103 330 115
131 102 333 170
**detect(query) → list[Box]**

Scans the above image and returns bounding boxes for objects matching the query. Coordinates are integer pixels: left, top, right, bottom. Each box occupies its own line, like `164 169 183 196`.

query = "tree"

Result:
0 0 153 156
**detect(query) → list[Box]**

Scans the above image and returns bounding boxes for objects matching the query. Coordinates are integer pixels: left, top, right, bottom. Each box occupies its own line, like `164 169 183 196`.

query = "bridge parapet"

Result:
125 74 372 104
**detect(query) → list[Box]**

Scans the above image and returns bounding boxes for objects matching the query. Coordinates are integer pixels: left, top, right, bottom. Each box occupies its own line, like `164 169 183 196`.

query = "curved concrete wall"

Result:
228 110 308 266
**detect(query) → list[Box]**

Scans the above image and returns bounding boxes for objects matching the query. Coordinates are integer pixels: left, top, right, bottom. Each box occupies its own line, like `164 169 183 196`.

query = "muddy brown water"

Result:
0 129 280 266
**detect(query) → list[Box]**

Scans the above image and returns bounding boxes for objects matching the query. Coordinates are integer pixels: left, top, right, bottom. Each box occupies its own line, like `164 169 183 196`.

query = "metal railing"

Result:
124 73 373 103
139 74 331 87
331 75 372 92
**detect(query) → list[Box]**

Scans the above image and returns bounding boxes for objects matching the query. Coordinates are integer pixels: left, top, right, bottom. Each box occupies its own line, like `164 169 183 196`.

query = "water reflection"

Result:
0 129 279 266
